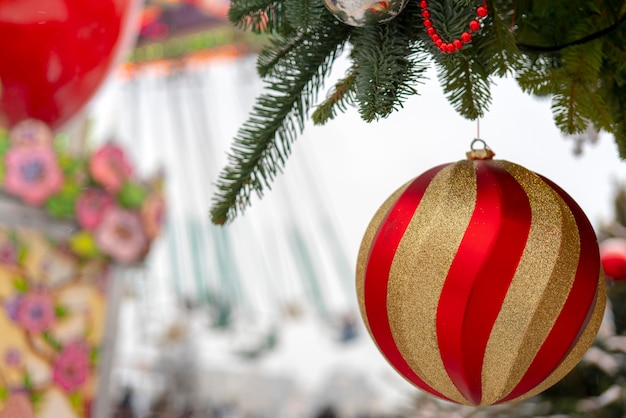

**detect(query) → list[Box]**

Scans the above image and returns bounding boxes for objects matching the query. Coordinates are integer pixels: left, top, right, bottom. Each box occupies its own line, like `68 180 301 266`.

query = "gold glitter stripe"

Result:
504 274 606 403
387 161 477 404
480 161 580 405
356 181 412 339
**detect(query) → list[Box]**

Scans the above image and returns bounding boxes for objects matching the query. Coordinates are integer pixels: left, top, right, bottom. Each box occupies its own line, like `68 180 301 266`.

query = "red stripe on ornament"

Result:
499 176 600 403
364 163 451 401
436 161 532 405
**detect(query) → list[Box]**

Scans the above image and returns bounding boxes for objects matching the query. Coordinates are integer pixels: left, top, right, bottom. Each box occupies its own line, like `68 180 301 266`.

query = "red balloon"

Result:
0 0 140 129
600 238 626 280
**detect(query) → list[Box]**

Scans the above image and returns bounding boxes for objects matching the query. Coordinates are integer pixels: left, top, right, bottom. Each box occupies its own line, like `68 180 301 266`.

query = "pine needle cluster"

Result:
211 0 626 224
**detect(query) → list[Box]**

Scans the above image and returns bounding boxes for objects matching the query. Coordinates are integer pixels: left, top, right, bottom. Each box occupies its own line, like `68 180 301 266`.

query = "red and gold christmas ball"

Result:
600 237 626 280
356 143 605 406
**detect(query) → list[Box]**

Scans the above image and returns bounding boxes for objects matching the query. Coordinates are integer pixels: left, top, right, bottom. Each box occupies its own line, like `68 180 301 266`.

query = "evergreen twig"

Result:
211 0 626 223
210 14 351 224
351 21 428 122
228 0 291 34
436 54 492 120
312 72 357 125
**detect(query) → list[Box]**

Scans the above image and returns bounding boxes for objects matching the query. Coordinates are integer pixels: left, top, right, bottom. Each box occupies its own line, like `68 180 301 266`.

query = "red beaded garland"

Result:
420 1 488 54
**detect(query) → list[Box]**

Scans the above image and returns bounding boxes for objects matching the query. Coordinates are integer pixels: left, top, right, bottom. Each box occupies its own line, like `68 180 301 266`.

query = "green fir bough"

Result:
211 0 626 224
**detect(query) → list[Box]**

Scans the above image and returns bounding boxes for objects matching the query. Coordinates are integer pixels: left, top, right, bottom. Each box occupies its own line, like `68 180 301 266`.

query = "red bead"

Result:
421 9 430 18
423 19 433 28
446 43 455 53
435 39 443 47
439 42 447 50
469 20 480 31
453 39 463 50
476 6 488 18
427 27 436 36
431 34 440 42
461 32 472 43
419 0 428 8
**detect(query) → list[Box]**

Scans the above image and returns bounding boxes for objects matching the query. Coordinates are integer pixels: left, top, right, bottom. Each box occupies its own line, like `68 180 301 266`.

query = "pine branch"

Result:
476 0 522 76
228 0 291 34
285 0 324 30
215 0 626 223
427 0 478 39
607 91 626 159
551 40 605 134
312 72 357 125
350 21 429 122
516 56 562 97
257 35 306 77
210 16 351 224
436 54 492 119
603 79 626 158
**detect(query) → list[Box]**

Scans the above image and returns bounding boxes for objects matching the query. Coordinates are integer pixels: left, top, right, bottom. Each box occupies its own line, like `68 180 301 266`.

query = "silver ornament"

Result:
324 0 408 26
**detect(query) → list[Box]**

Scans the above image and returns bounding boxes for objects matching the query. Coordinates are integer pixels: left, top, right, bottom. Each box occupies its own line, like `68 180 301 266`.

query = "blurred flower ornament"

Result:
0 241 18 265
75 187 115 230
95 207 148 264
16 291 55 333
89 142 133 193
4 348 21 367
52 341 90 392
9 119 53 149
4 146 63 205
0 119 166 265
4 297 19 321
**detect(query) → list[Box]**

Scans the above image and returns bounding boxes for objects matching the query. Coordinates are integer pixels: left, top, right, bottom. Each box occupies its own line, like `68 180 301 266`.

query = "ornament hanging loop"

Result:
466 138 495 160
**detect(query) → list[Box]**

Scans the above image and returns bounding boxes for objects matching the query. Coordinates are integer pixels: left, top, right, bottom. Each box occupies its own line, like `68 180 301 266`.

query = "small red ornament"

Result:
0 0 140 129
600 238 626 280
423 19 433 27
356 141 605 406
462 32 472 43
427 27 436 36
476 6 488 18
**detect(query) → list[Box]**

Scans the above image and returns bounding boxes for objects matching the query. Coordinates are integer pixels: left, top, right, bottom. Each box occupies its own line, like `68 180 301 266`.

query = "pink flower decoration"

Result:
89 143 133 193
0 242 18 265
4 348 21 367
75 188 115 230
9 119 53 149
16 291 55 332
5 297 19 321
4 147 63 205
141 193 166 239
53 342 89 392
94 207 147 264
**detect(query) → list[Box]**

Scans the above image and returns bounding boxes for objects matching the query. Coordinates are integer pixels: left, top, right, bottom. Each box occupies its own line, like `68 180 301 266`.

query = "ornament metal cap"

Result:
466 138 495 160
